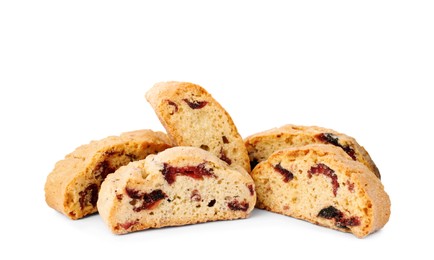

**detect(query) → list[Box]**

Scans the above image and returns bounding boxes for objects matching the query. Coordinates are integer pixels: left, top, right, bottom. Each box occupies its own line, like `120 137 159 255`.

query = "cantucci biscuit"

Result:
245 124 380 178
251 144 390 238
44 130 172 220
146 81 250 172
97 146 256 234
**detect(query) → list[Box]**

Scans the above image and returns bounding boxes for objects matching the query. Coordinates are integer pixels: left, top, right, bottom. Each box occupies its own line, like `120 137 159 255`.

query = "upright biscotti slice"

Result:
45 130 172 220
251 144 390 238
245 124 380 178
97 146 256 234
145 81 250 172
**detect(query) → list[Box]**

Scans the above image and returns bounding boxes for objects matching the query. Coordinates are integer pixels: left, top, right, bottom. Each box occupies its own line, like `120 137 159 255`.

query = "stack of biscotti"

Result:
44 81 390 238
96 82 255 233
45 81 256 234
245 124 390 238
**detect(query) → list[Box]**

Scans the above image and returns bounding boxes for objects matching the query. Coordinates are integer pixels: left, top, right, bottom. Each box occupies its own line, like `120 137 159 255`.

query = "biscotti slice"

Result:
45 130 172 220
245 124 380 178
145 81 250 172
251 144 390 238
97 146 256 234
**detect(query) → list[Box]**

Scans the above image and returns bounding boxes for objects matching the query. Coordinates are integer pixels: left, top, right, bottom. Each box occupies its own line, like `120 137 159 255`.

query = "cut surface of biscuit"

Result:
245 124 380 178
146 81 250 172
44 130 172 220
97 146 256 234
251 144 390 238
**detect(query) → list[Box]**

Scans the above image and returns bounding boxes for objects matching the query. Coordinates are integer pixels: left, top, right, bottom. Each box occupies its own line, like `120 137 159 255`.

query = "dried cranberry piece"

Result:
118 221 138 230
316 133 356 160
183 98 208 109
336 216 361 228
219 148 232 165
161 162 214 184
274 163 294 182
228 199 249 211
125 188 167 212
222 136 229 144
308 163 339 196
166 99 179 115
247 184 255 196
79 183 98 209
317 206 361 229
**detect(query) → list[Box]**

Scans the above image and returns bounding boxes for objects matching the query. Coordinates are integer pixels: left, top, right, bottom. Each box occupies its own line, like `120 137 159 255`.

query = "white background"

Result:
1 1 433 259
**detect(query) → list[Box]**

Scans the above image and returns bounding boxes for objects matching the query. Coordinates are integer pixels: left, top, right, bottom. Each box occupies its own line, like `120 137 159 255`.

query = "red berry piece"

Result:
183 99 208 109
317 206 361 229
308 163 339 196
219 148 232 165
125 188 167 212
161 162 215 184
247 184 255 196
228 199 249 211
166 99 179 115
273 162 294 182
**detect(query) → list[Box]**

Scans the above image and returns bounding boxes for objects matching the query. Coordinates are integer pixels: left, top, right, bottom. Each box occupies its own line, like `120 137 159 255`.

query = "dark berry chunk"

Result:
125 188 167 212
207 199 216 207
317 206 343 219
228 199 249 211
125 188 141 199
183 98 208 109
161 162 214 184
317 206 361 229
308 163 339 196
316 133 356 160
273 162 294 182
222 136 229 144
79 183 98 209
219 148 232 165
166 99 178 115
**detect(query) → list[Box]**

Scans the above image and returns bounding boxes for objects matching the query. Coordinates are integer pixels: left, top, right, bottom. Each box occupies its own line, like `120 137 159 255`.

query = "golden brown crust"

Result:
146 81 250 173
245 124 380 178
251 144 390 238
44 129 172 220
97 146 256 234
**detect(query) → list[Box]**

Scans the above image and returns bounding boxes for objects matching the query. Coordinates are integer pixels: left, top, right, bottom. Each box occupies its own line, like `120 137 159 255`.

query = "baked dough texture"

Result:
245 124 380 178
97 146 256 234
146 81 250 173
44 130 172 220
251 144 390 238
